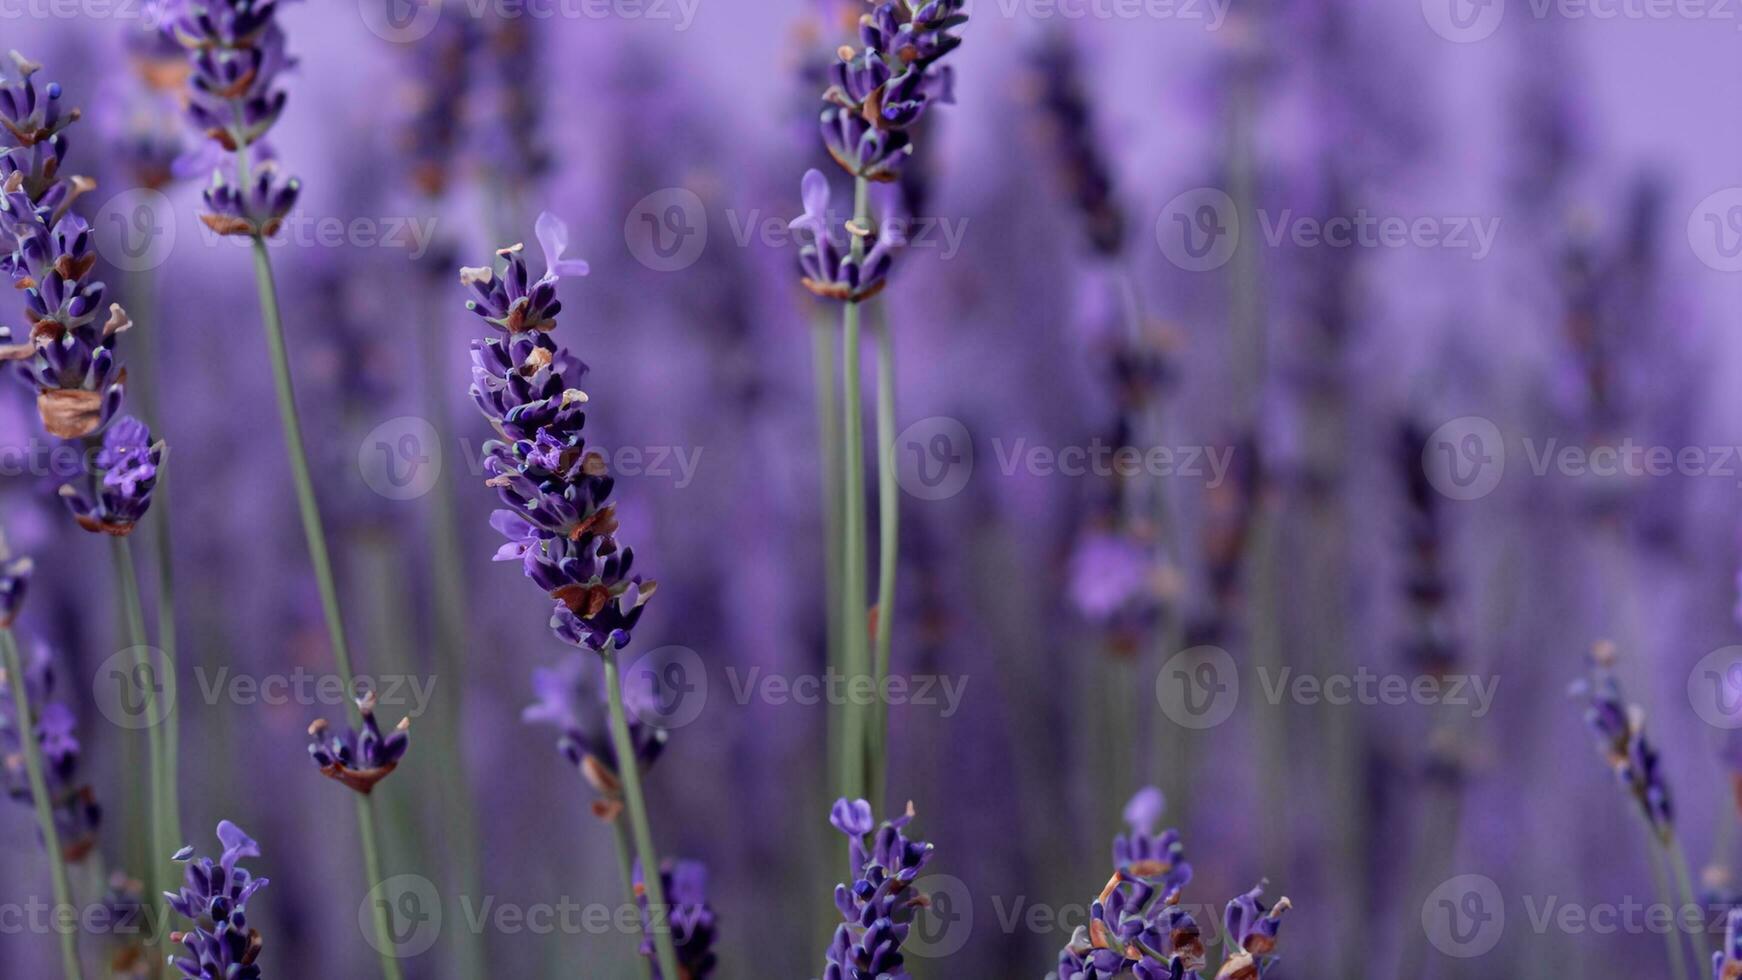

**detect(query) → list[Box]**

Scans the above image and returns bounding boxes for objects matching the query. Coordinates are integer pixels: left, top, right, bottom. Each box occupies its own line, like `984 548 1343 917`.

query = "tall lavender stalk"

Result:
161 6 405 977
792 0 967 811
459 218 679 978
0 549 82 980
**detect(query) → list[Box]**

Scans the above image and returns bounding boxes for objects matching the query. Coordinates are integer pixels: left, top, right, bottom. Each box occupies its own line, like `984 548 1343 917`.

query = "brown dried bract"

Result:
38 388 105 439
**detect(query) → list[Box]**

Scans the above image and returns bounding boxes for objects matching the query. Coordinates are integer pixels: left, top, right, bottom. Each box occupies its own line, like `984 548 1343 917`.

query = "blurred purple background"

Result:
7 0 1742 976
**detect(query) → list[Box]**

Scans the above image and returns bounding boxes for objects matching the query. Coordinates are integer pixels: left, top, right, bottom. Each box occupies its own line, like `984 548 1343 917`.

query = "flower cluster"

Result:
464 213 657 653
1067 528 1171 656
821 798 936 980
59 415 164 536
306 691 411 795
1057 789 1290 980
789 168 898 303
164 0 301 236
0 636 103 863
0 53 135 441
635 859 719 980
403 11 479 198
1718 907 1742 980
523 656 667 821
1570 641 1673 839
818 0 966 183
1026 30 1124 257
166 821 269 980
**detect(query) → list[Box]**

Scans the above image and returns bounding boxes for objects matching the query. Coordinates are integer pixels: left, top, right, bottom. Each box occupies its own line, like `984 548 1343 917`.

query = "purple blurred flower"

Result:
166 821 269 980
1026 29 1124 257
821 798 936 980
1570 642 1673 839
59 414 163 535
523 656 667 821
1718 908 1742 980
306 691 411 795
0 638 102 863
0 552 30 627
634 859 718 980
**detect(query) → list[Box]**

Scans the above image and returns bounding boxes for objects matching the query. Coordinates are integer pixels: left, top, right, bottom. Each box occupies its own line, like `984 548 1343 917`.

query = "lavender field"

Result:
4 0 1742 977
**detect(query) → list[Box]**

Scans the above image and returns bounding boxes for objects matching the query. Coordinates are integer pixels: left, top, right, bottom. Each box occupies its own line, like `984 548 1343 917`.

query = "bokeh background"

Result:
7 0 1742 976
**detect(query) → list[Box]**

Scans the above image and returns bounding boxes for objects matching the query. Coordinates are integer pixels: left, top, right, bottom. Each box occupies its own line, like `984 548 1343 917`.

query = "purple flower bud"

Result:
306 692 411 795
59 415 163 536
165 821 268 980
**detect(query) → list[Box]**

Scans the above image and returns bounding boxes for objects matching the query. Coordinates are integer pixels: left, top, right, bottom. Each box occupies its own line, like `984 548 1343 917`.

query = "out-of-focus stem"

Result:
602 644 682 980
247 237 401 980
1670 835 1710 968
1646 826 1692 980
870 306 898 814
113 537 170 955
611 819 655 980
1 627 85 980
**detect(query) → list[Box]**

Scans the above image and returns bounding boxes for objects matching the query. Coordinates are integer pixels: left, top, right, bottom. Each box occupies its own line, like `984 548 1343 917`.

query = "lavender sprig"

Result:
1718 908 1742 980
821 798 936 980
1570 642 1672 838
59 415 164 535
165 821 269 980
524 656 667 822
1 638 103 863
634 859 719 980
306 691 412 795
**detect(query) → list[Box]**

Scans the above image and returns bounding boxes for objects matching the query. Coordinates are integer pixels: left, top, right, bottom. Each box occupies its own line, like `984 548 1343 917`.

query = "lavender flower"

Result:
59 414 163 535
634 859 719 980
306 691 411 795
463 216 656 652
0 53 136 440
818 0 966 182
1570 641 1673 838
0 552 30 627
165 0 301 236
1718 908 1742 980
1026 29 1124 257
165 821 269 980
402 11 479 198
1057 789 1289 980
789 168 897 302
0 638 103 862
1068 527 1169 655
523 656 667 821
821 798 936 980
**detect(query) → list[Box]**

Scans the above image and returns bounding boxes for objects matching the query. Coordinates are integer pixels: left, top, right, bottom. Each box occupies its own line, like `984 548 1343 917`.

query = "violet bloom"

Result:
0 53 135 440
306 691 411 795
1569 642 1673 839
1026 29 1125 257
0 640 102 862
1719 908 1742 980
1215 885 1291 980
523 656 667 821
403 11 479 198
1068 528 1169 654
634 859 718 980
821 798 936 980
817 0 966 182
166 821 269 980
59 415 163 536
0 552 30 627
789 168 897 303
165 0 300 236
463 216 657 653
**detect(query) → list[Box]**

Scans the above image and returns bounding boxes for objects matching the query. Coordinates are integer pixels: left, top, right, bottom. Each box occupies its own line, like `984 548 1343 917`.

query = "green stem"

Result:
1670 834 1711 969
611 819 655 980
246 237 400 980
869 308 898 815
838 176 872 805
1646 825 1692 980
112 537 170 956
602 645 683 980
2 627 85 980
812 318 843 799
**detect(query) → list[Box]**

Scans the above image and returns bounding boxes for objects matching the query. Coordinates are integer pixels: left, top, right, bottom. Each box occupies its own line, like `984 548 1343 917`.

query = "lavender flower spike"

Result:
818 0 967 182
634 859 719 979
1 640 103 861
0 552 31 627
306 691 411 795
165 820 269 980
1718 908 1742 980
822 798 936 980
59 415 163 536
790 168 897 303
1569 641 1673 838
523 656 667 821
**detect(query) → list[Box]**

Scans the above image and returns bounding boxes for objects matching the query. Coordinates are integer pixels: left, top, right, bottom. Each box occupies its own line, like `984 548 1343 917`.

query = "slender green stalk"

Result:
2 627 85 980
868 309 898 814
1645 828 1692 980
1670 834 1711 968
838 176 873 805
247 237 401 980
812 318 843 795
112 537 171 953
601 645 682 980
611 820 655 980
